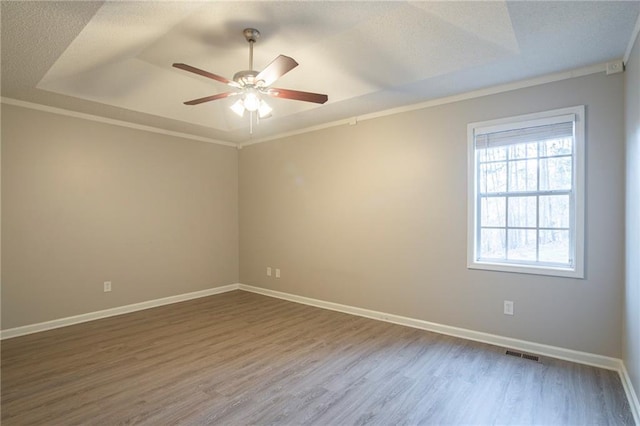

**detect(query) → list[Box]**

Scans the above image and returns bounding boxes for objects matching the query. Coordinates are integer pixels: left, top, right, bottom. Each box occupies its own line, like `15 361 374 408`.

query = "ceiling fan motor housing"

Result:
233 70 260 86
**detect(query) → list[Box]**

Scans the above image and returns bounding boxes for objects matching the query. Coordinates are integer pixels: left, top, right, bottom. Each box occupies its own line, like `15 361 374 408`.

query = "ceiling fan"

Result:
173 28 328 131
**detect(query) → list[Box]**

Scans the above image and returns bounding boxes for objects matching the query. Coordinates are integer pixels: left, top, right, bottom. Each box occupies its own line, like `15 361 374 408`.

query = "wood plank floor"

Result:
1 290 634 425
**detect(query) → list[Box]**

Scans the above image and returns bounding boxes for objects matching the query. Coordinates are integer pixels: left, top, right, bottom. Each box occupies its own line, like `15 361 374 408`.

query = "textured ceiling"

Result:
2 1 639 145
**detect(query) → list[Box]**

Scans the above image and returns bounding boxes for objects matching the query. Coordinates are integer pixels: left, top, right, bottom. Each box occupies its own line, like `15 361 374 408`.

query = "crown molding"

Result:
624 12 640 65
3 60 611 149
240 61 608 148
0 97 237 147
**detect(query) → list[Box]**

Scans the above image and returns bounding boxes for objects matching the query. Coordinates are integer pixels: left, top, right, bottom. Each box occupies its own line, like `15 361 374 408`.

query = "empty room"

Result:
2 1 640 424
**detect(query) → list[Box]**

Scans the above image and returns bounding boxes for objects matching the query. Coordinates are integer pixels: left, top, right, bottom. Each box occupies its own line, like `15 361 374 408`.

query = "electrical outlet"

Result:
104 281 112 293
267 267 272 277
504 300 514 315
275 268 281 278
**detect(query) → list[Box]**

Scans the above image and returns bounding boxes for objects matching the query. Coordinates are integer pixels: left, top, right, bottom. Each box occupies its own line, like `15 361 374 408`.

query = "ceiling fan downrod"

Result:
243 28 260 71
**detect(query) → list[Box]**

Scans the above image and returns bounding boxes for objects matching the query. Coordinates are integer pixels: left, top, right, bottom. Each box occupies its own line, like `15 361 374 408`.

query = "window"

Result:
467 106 585 278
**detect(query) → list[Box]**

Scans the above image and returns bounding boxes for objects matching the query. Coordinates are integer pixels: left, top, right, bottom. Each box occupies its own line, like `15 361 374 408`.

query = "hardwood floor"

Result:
1 290 634 425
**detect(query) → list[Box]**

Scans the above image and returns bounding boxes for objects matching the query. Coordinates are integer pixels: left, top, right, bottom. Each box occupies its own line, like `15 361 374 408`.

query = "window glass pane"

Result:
508 196 537 227
540 137 572 157
509 142 537 159
539 157 572 190
480 228 506 259
539 195 570 228
479 162 507 193
508 159 537 192
478 146 507 163
481 197 505 227
539 230 570 264
507 229 537 261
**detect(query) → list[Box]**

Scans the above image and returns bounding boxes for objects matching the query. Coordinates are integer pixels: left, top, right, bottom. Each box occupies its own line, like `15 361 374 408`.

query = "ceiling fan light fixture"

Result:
258 100 272 118
243 90 260 112
174 27 327 134
230 99 245 117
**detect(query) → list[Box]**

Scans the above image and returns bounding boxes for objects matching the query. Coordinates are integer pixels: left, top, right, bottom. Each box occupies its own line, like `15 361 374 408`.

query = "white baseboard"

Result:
621 363 640 425
238 284 622 371
0 284 240 340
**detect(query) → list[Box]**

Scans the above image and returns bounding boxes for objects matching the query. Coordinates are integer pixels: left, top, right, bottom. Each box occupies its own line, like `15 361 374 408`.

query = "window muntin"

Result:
467 106 584 278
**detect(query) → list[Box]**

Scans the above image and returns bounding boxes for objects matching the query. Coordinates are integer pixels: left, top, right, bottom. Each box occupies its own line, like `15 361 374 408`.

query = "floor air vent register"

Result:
505 350 541 362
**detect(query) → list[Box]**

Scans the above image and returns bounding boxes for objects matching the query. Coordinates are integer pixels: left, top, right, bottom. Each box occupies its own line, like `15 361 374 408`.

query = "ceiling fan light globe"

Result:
258 100 273 118
243 91 260 112
230 99 245 117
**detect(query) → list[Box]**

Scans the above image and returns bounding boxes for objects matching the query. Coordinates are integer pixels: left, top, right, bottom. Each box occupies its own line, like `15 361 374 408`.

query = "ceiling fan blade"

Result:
173 63 241 88
267 88 328 104
256 55 298 87
183 92 239 105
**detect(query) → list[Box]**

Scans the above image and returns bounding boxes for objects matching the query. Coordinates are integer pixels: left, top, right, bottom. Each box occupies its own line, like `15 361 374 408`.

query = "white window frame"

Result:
467 106 585 278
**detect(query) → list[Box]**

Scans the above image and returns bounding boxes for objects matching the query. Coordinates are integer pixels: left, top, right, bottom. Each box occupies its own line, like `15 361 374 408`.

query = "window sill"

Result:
467 260 584 279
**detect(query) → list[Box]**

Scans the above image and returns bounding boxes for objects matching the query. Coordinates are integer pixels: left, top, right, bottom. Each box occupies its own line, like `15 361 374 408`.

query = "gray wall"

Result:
1 69 629 363
624 32 640 407
239 72 626 358
1 105 239 328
